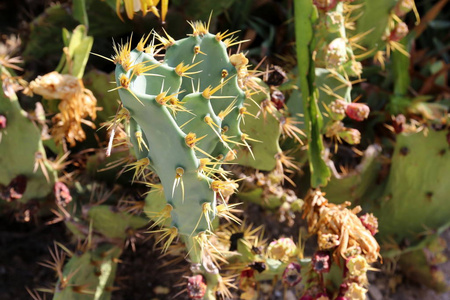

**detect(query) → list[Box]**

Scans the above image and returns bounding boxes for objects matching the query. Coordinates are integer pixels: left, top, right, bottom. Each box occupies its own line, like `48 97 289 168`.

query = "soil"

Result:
1 204 450 300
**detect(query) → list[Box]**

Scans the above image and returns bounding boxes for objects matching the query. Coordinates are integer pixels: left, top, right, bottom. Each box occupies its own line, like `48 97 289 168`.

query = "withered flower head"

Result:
0 34 22 71
318 233 340 249
28 71 97 146
302 190 381 264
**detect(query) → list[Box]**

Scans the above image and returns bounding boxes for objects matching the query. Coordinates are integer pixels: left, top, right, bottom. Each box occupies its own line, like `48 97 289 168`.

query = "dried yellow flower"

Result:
0 34 22 71
28 71 97 146
302 190 380 264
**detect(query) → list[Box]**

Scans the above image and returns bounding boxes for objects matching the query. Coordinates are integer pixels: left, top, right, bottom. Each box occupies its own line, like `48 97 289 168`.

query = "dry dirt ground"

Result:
1 205 449 300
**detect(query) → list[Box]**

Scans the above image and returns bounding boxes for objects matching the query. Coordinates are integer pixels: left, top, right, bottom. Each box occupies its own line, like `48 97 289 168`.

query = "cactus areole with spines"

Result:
112 23 248 241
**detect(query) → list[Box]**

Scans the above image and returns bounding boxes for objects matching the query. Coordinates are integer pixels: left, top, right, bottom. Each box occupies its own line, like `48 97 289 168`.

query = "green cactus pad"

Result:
233 78 282 171
375 130 450 241
0 67 56 203
52 244 122 300
113 27 248 236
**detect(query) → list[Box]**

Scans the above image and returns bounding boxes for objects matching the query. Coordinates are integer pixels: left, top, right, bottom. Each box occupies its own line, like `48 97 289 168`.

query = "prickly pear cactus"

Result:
112 24 246 237
325 129 450 242
375 130 450 241
350 0 417 58
109 20 256 297
233 78 282 171
0 66 56 204
51 243 122 300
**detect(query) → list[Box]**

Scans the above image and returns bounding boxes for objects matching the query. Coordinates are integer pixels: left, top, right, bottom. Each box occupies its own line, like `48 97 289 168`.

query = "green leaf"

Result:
60 25 94 78
73 0 89 28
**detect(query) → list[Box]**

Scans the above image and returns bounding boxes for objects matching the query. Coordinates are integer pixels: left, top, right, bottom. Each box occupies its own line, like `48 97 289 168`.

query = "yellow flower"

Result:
267 237 297 262
116 0 168 22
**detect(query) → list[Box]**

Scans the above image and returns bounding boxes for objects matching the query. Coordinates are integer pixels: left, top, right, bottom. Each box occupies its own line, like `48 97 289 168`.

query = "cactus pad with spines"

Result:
112 23 249 242
52 244 122 300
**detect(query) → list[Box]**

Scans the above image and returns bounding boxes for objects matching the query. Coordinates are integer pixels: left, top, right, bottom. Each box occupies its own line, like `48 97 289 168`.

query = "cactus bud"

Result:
345 102 370 121
282 262 302 286
313 0 338 11
0 115 6 129
394 0 415 17
54 181 72 207
389 22 409 42
326 38 348 67
338 128 361 144
271 89 285 110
